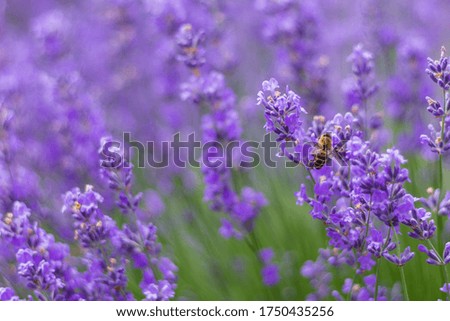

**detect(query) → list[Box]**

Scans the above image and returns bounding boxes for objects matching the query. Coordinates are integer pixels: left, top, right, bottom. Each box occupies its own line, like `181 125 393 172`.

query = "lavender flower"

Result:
344 44 380 141
440 284 450 294
383 246 415 267
99 139 178 300
400 208 436 240
261 265 280 287
176 23 206 69
0 287 19 301
421 47 450 156
259 76 417 299
32 10 70 60
257 78 307 143
426 97 445 117
345 275 391 301
256 0 328 115
16 249 64 296
177 23 267 240
1 202 76 300
63 186 116 249
421 188 450 217
367 228 396 259
426 46 450 90
0 95 40 216
301 255 332 300
346 44 378 106
420 123 450 155
418 244 442 266
259 248 280 286
387 38 431 153
141 270 175 301
444 243 450 265
418 242 450 266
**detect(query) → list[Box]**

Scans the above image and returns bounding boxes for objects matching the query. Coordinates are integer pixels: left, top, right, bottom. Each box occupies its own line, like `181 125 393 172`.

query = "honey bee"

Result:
309 133 345 169
310 133 332 169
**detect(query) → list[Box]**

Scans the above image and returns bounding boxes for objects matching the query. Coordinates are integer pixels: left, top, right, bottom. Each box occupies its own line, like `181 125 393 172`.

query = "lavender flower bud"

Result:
176 24 206 69
443 242 450 264
0 287 19 301
418 244 441 265
382 246 415 266
257 78 307 143
425 47 450 90
440 283 450 294
426 97 444 117
401 208 436 240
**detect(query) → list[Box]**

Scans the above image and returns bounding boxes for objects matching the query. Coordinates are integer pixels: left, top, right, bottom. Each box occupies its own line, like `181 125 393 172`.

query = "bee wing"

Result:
329 149 347 166
328 137 349 167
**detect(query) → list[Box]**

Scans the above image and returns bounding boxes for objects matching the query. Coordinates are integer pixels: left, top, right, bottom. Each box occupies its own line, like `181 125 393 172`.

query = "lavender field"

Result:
0 0 450 301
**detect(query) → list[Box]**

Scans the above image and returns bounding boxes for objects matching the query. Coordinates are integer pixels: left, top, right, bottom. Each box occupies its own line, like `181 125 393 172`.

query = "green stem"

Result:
441 264 449 302
306 168 316 186
346 271 358 301
250 231 262 254
348 196 375 301
360 98 368 140
374 259 381 300
437 89 447 251
439 154 444 195
437 151 444 253
244 236 257 254
360 195 373 250
393 230 409 301
437 212 444 254
246 232 274 300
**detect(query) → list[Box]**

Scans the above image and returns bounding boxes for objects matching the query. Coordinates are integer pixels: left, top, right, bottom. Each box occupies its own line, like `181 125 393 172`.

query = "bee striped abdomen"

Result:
312 149 328 169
